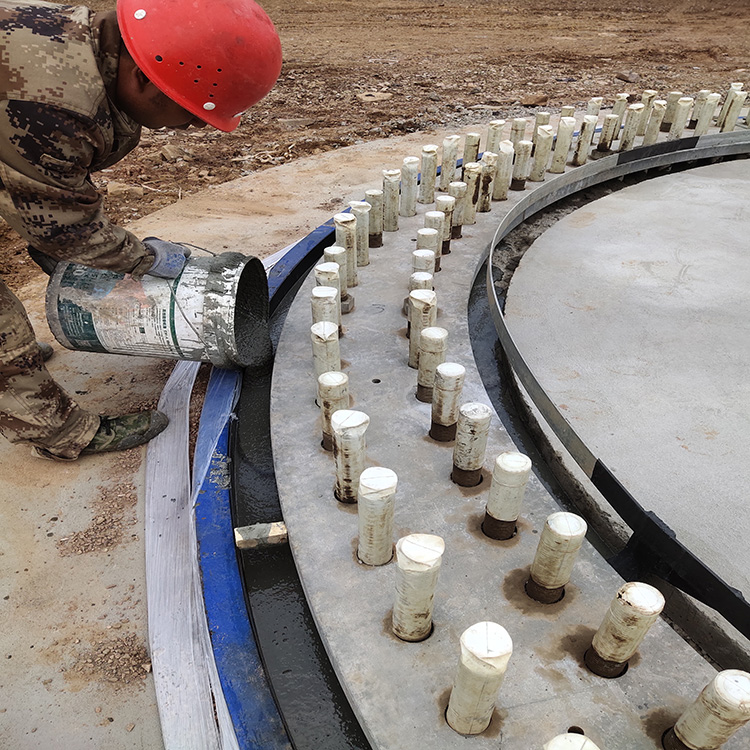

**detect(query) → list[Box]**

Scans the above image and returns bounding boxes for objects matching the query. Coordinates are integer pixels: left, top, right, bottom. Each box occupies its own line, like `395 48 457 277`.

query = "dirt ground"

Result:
1 0 748 289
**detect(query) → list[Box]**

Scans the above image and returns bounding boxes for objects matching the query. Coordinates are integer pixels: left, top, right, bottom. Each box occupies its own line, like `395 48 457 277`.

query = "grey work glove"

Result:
143 237 192 278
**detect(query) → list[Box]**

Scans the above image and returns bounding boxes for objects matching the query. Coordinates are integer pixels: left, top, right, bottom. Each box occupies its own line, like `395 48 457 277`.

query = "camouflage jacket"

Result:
0 0 152 275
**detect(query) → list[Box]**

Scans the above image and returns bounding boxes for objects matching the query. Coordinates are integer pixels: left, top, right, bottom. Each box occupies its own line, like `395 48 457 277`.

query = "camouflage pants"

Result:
0 279 99 459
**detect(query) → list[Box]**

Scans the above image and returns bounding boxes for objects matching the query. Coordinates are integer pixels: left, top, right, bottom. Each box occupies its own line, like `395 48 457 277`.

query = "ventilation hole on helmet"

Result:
209 94 214 98
179 61 184 66
194 79 199 84
217 68 222 73
196 65 202 69
212 83 218 87
155 55 163 62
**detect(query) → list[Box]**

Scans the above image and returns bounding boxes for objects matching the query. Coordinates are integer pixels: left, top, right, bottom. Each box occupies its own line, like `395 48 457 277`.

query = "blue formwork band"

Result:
194 373 289 748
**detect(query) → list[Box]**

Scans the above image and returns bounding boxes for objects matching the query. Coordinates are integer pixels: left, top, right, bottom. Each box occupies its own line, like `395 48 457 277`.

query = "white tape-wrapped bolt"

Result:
720 89 748 133
661 91 684 132
408 289 437 369
638 89 658 135
323 245 354 314
400 156 420 217
571 115 598 167
383 169 401 233
510 117 527 147
560 105 575 118
694 92 720 137
446 621 513 735
586 96 603 118
532 112 551 151
412 249 436 276
461 132 481 178
493 140 514 200
440 135 461 191
334 212 358 289
510 139 533 190
597 114 620 152
435 195 456 255
643 99 667 146
477 152 497 212
416 227 439 276
462 162 481 225
416 326 448 403
688 89 712 129
486 120 506 156
526 512 587 603
365 188 384 248
424 212 446 271
318 371 349 451
483 451 532 540
448 181 467 238
549 117 576 174
716 82 744 129
663 670 750 750
451 402 492 487
418 144 439 205
392 533 445 642
315 262 342 329
529 126 554 182
311 286 338 328
357 467 397 566
544 734 601 750
409 271 433 292
430 362 465 441
619 103 645 152
584 581 665 678
667 97 694 141
331 409 369 504
348 200 371 267
612 92 630 132
310 321 340 383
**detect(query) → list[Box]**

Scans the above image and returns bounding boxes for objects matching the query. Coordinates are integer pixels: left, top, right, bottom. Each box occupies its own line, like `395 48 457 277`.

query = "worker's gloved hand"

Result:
143 237 192 278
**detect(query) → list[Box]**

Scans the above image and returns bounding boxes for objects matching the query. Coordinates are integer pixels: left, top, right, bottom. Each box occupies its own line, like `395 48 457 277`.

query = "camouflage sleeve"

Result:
0 100 153 275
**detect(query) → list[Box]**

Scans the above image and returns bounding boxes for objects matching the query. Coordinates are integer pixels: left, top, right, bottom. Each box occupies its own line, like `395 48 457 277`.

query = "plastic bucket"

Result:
46 252 271 369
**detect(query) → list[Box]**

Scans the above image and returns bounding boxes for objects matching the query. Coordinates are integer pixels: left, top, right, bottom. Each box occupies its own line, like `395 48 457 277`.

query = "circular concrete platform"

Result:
505 158 750 606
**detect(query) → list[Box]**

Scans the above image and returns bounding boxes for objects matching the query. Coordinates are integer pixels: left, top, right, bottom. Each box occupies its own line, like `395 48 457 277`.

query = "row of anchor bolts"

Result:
305 86 750 747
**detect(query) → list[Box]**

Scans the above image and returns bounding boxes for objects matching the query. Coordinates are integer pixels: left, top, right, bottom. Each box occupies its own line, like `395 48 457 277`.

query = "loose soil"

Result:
1 0 748 290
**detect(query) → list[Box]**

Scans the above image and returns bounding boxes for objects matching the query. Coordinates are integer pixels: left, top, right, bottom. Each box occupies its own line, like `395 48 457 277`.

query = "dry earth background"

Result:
1 0 749 290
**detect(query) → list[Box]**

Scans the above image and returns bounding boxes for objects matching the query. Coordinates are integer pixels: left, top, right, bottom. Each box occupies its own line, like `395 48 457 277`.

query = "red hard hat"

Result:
117 0 282 132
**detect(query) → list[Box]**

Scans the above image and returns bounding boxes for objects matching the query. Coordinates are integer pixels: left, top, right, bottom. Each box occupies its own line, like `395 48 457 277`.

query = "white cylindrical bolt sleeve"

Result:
694 92 720 137
672 670 750 749
591 582 665 664
530 512 587 591
315 262 342 325
417 326 448 391
357 467 397 566
529 126 554 182
462 162 481 225
493 140 514 200
452 402 492 484
392 533 445 641
643 100 667 146
597 114 620 152
311 286 338 327
667 97 694 140
383 169 401 232
440 135 461 191
311 321 340 379
416 227 439 253
720 89 748 133
486 120 506 156
560 105 575 118
638 89 659 135
334 212 358 288
462 132 481 170
435 195 456 248
511 140 533 189
348 200 371 266
532 112 551 150
365 188 384 247
662 91 684 129
486 451 532 522
510 117 527 146
409 271 433 292
424 212 445 269
544 734 602 750
431 362 466 440
418 144 439 204
448 181 468 233
400 156 420 217
324 246 348 297
412 249 436 275
446 622 513 735
549 117 576 173
331 409 370 504
619 103 645 151
612 92 630 131
689 89 712 128
478 152 497 212
318 371 349 450
572 115 598 167
586 97 603 118
408 289 438 368
716 82 743 129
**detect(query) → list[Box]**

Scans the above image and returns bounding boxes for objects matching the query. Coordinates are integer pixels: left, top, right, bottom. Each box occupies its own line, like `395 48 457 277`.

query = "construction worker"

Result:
0 0 282 459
